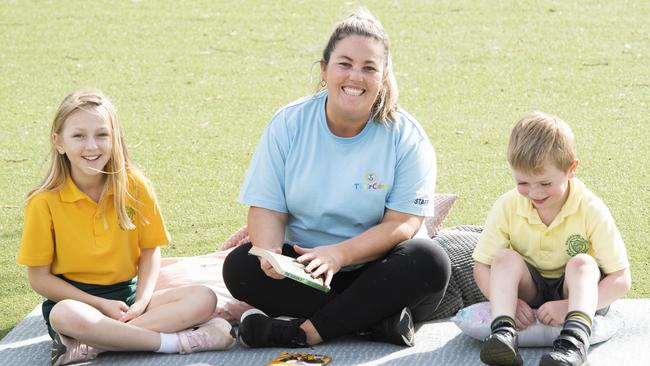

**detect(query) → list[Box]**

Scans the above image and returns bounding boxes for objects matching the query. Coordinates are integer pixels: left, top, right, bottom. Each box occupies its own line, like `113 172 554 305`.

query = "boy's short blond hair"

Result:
508 111 577 173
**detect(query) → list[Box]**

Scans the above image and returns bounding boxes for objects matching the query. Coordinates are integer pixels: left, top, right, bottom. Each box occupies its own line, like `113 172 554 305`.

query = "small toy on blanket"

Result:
452 301 624 347
267 352 332 365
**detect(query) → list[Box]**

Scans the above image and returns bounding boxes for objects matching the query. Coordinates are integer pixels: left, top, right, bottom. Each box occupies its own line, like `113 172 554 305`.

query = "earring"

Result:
320 80 326 87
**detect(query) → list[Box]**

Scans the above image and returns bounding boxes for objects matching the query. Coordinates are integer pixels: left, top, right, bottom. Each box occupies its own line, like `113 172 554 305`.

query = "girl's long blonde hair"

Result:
27 89 144 230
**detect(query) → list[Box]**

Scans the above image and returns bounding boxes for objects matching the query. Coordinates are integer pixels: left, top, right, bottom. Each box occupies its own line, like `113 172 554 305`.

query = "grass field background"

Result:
1 1 648 339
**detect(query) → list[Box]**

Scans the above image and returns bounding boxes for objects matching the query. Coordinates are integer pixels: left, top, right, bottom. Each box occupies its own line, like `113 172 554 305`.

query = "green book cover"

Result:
249 246 330 293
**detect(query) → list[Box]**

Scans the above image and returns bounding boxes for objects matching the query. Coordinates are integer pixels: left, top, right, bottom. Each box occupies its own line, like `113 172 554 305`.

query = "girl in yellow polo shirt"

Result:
18 89 235 365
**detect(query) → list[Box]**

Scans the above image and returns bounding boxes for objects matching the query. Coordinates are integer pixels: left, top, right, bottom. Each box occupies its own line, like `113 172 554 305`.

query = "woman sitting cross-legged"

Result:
223 9 451 348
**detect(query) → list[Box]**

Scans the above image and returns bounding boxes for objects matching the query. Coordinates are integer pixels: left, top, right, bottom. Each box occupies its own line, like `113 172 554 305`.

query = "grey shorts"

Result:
525 262 609 316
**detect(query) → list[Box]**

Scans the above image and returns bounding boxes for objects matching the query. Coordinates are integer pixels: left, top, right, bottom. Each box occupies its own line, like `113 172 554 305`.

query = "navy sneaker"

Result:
239 309 307 348
358 307 415 347
480 325 523 366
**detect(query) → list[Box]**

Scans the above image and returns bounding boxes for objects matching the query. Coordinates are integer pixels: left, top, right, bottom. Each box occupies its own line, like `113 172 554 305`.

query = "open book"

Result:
249 246 330 293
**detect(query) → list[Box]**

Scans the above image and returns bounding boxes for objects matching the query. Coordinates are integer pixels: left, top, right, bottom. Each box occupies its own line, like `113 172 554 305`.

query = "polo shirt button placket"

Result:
94 212 102 236
540 230 552 252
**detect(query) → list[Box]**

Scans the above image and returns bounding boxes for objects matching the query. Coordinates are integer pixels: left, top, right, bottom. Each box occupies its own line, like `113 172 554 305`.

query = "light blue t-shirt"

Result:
239 91 436 248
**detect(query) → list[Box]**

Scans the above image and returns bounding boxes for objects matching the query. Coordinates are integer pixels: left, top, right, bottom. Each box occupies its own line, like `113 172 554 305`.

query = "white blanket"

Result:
1 299 648 366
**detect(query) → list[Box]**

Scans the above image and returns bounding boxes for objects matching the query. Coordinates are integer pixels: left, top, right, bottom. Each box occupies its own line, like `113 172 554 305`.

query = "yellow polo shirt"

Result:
18 173 170 285
473 178 628 278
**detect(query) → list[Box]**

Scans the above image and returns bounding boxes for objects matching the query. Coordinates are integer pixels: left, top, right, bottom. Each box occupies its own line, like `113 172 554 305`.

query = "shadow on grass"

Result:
0 327 11 340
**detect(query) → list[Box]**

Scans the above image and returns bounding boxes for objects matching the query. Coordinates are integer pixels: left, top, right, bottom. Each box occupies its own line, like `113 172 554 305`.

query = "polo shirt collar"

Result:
59 176 113 203
515 191 542 224
59 177 87 202
556 178 584 219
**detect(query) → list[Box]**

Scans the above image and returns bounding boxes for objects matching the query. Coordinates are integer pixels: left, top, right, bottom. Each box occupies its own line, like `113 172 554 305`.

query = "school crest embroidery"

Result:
565 234 589 256
126 206 136 223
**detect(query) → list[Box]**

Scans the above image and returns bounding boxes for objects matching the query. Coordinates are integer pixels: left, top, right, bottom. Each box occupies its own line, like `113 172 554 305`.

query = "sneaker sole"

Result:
480 336 523 366
51 333 68 366
397 307 415 347
539 357 588 366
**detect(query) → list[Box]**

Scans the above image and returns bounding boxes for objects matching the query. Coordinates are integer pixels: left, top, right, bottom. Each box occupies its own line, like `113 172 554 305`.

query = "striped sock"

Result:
563 310 592 337
490 315 516 333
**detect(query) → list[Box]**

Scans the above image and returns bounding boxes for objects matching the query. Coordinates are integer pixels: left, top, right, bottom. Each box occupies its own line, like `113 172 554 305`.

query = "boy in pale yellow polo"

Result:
472 112 631 366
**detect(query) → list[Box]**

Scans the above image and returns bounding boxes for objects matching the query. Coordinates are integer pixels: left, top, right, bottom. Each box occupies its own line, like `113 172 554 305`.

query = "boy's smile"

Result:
513 160 578 217
531 197 549 206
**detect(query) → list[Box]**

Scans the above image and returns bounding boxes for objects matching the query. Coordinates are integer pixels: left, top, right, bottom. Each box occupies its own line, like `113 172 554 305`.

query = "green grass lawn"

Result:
1 1 648 339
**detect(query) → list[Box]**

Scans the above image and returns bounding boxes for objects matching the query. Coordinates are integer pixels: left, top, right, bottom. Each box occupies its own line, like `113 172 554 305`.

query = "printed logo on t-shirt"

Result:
413 198 429 206
565 234 590 256
353 173 389 191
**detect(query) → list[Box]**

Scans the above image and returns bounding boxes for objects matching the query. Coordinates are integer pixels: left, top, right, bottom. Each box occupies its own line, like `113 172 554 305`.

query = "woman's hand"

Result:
247 206 289 280
98 298 130 320
536 299 568 326
259 247 285 280
294 244 344 287
120 299 149 323
514 298 536 330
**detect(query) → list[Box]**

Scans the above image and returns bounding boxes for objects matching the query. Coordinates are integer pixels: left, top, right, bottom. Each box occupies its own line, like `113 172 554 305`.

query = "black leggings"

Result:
222 238 451 341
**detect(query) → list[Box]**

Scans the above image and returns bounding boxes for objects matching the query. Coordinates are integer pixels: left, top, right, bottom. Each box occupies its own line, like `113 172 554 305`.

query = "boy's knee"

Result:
566 254 599 274
492 248 523 267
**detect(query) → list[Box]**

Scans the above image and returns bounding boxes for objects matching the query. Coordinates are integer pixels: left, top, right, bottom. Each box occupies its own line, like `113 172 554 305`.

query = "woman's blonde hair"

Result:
319 8 398 125
27 89 144 230
508 111 577 174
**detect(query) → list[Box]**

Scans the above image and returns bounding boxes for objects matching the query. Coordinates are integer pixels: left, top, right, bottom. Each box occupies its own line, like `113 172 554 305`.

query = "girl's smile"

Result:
53 108 113 187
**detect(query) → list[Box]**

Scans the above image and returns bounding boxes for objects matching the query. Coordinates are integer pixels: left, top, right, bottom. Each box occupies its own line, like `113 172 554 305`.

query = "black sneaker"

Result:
358 307 415 347
480 325 523 366
239 309 308 348
539 329 589 366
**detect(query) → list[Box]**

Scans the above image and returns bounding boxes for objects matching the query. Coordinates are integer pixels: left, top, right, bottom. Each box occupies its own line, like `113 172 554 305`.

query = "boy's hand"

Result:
515 298 536 330
537 299 568 326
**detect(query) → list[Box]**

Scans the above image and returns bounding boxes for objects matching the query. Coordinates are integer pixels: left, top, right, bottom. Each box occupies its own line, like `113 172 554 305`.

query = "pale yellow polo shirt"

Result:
473 178 628 278
18 173 170 285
